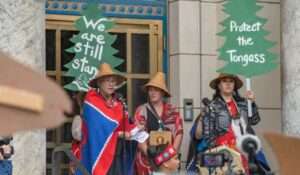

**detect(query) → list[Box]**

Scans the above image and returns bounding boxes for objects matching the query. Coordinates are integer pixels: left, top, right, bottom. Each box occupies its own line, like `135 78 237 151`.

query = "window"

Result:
45 15 163 175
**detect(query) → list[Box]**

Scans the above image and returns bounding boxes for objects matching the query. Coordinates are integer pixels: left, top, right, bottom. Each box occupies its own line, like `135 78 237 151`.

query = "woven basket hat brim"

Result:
209 73 243 90
88 63 126 88
143 72 171 97
144 82 171 97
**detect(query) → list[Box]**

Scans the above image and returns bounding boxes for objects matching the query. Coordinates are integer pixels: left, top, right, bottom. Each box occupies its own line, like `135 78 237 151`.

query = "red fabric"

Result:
72 141 81 159
227 100 238 117
215 127 236 146
115 115 136 133
154 145 177 166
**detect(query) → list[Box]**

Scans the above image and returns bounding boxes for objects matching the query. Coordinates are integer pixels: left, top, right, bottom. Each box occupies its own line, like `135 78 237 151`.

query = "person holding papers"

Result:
134 72 183 175
75 63 145 175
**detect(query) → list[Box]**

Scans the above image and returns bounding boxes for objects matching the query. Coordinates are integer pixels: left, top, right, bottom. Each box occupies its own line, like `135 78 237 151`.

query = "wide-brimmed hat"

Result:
89 63 126 88
144 72 171 97
209 73 243 90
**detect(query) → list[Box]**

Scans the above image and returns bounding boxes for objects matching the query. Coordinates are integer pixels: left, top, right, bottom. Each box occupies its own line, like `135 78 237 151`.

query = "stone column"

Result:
0 0 46 175
168 0 201 162
282 0 300 136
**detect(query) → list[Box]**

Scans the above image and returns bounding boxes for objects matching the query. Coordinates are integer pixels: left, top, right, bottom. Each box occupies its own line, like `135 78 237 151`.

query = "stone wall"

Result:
282 0 300 136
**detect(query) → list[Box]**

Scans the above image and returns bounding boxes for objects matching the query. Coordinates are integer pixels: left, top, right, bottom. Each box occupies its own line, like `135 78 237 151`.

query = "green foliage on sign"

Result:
217 0 278 78
64 4 123 91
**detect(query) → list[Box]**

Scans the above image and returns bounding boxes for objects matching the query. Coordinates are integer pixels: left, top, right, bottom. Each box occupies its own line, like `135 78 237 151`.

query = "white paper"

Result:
131 131 149 143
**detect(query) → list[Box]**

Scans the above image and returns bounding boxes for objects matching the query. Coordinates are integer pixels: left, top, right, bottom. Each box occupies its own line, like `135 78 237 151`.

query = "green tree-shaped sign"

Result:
217 0 278 116
217 0 278 77
64 4 123 91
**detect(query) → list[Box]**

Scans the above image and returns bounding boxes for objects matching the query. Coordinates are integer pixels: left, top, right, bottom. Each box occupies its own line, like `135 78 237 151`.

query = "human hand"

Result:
245 90 255 102
118 131 131 140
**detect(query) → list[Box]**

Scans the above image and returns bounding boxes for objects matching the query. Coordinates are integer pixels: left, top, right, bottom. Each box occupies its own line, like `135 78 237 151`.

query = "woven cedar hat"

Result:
209 73 243 90
89 63 126 88
144 72 171 97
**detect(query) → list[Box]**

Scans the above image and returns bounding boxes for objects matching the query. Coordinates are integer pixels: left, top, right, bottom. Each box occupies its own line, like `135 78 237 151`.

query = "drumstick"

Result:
0 86 44 113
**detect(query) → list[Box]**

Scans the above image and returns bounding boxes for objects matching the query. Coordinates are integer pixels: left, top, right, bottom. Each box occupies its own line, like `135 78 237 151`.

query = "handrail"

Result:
51 145 90 175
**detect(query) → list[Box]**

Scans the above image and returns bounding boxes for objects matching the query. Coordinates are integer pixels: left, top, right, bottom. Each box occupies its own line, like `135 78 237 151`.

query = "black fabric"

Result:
107 139 124 175
202 96 260 140
107 139 138 175
239 122 244 135
146 107 161 132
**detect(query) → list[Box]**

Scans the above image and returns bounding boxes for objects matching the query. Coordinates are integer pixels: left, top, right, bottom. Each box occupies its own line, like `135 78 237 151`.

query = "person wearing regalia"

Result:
187 74 272 175
134 72 183 175
75 63 143 175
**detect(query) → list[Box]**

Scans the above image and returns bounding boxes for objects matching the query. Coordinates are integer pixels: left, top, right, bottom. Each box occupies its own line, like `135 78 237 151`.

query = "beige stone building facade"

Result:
2 0 299 174
168 0 281 163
